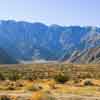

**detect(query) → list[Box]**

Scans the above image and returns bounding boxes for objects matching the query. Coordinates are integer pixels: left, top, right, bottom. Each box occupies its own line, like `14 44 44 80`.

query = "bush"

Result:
83 79 94 86
6 82 16 90
74 79 82 84
54 73 70 84
7 71 20 81
0 95 11 100
7 85 16 90
15 81 23 87
23 73 35 81
26 83 42 91
0 73 5 80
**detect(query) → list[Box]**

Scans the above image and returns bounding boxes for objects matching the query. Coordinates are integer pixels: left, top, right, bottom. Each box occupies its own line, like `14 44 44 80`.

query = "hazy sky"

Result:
0 0 99 26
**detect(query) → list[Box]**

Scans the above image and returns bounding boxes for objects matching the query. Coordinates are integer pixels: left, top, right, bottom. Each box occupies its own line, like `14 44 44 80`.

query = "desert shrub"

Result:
6 82 16 90
7 85 16 90
85 72 93 78
7 71 20 81
54 73 70 84
77 72 93 79
0 73 5 80
0 95 11 100
3 80 11 86
74 79 82 84
83 79 94 86
26 83 42 91
74 79 80 84
23 73 34 81
15 81 23 87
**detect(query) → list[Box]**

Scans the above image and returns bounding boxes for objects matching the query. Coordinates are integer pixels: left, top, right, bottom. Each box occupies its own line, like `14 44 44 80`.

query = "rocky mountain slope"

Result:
67 47 100 64
0 20 99 64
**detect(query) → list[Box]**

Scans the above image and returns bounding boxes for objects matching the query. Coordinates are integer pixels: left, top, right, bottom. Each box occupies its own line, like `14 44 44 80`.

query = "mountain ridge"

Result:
0 20 99 64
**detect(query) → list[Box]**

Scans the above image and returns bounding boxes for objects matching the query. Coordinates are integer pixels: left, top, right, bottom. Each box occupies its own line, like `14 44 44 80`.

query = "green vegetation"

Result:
83 79 94 86
0 63 99 81
0 63 100 99
0 73 5 80
7 71 20 81
54 73 70 84
0 96 10 100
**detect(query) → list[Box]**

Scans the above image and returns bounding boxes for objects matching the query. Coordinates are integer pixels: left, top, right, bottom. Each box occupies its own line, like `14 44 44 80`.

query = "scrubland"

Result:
0 63 100 100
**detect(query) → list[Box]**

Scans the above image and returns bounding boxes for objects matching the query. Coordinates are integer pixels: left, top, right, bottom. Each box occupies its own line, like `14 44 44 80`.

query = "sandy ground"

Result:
0 91 100 100
55 94 100 100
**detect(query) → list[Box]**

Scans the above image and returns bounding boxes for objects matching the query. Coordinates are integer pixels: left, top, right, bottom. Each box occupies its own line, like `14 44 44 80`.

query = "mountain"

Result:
67 47 100 64
0 20 99 64
0 48 17 64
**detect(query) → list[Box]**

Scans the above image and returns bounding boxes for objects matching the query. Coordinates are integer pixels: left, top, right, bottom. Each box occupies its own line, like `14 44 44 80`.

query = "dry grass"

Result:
0 63 100 99
0 79 100 100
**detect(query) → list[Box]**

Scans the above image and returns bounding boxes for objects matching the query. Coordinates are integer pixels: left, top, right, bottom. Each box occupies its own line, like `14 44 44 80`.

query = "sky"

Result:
0 0 100 26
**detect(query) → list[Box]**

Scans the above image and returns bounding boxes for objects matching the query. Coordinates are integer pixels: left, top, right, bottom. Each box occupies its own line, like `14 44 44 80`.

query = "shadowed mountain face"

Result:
0 48 17 64
0 20 99 64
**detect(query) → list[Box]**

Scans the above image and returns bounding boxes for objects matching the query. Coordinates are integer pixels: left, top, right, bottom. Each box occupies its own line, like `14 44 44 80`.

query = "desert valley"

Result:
0 63 99 100
0 21 99 100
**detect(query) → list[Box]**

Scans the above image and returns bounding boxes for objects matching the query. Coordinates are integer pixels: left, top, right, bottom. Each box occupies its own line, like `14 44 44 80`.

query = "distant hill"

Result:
0 20 99 64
